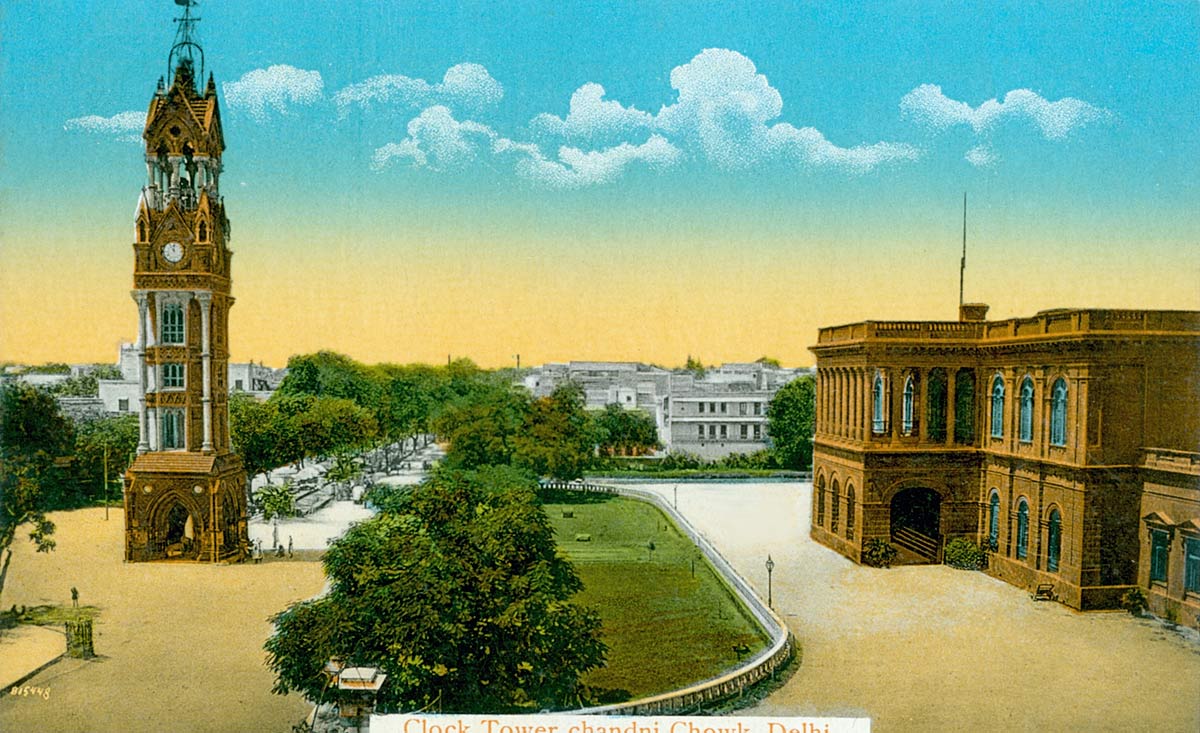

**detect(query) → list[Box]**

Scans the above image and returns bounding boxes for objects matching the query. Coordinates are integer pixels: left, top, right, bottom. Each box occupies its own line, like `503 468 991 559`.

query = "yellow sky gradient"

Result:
3 222 1198 369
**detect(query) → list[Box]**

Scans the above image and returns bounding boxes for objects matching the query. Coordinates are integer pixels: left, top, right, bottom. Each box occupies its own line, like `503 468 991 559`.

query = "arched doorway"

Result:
890 487 942 562
154 498 198 560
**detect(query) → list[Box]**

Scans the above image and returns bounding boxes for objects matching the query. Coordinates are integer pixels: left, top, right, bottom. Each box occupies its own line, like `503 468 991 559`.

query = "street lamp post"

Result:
765 554 775 608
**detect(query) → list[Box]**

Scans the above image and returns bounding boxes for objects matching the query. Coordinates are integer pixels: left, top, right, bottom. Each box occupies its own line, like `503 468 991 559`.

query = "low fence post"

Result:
65 619 95 659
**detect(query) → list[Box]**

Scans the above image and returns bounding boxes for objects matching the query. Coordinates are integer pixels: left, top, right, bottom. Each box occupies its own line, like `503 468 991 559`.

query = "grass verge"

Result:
544 491 769 702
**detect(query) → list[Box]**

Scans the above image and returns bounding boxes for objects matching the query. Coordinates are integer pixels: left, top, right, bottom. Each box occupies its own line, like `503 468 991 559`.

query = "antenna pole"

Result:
959 192 967 309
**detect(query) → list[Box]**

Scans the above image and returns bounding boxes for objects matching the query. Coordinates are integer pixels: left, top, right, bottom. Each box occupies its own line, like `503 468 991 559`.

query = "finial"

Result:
167 0 205 91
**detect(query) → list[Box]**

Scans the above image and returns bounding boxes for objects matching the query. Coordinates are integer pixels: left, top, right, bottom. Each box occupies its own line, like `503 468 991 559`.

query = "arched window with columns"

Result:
1050 378 1068 446
902 375 915 435
872 372 886 435
988 491 1000 550
1047 508 1062 572
1016 499 1030 560
816 474 826 527
161 302 185 344
990 374 1005 439
1019 376 1034 443
831 479 840 533
846 484 856 540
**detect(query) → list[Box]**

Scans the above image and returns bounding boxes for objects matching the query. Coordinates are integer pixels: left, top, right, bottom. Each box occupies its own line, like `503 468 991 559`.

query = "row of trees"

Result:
248 351 815 480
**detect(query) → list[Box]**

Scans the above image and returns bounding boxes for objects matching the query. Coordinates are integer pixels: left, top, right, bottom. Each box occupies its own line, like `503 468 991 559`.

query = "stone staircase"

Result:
892 525 941 564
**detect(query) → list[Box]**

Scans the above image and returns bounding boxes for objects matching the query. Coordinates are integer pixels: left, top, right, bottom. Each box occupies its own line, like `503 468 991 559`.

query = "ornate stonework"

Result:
810 307 1200 614
123 12 246 563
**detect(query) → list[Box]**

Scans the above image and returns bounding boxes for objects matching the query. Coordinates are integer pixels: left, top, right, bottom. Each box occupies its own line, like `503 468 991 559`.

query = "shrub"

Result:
660 451 705 470
944 537 987 570
1120 587 1148 616
862 538 898 568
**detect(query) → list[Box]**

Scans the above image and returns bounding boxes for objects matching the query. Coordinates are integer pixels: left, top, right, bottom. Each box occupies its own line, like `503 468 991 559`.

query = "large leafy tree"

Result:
230 392 283 480
512 384 597 480
767 375 816 469
1 383 74 599
72 413 139 505
433 386 529 469
265 466 606 712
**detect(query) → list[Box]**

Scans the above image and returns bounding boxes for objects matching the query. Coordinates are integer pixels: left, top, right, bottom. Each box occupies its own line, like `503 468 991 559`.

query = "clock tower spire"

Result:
124 0 248 563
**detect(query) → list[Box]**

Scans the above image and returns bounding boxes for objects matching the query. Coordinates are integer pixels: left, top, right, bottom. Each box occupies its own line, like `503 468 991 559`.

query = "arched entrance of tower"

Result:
148 494 202 561
889 487 942 563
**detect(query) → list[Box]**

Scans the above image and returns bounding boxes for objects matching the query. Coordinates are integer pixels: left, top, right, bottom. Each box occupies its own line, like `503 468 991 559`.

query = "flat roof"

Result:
814 308 1200 347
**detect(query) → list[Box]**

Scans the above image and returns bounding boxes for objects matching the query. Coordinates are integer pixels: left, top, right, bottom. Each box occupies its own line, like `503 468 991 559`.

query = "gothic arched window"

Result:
816 475 826 527
990 375 1005 438
902 375 915 435
988 491 1000 551
1050 378 1068 446
161 303 185 344
1019 377 1034 443
1016 499 1030 560
1047 508 1062 572
846 485 856 540
831 480 840 533
872 373 886 434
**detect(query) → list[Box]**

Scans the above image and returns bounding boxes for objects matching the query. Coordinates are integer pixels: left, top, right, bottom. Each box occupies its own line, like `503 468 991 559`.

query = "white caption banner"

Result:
372 714 870 733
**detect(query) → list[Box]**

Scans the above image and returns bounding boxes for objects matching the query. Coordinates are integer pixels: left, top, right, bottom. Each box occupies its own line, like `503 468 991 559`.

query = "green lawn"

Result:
544 492 769 701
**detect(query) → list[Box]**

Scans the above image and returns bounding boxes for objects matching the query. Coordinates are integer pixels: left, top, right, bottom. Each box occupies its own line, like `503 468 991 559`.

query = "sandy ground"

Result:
644 482 1200 733
3 481 1198 732
0 508 326 733
0 625 63 689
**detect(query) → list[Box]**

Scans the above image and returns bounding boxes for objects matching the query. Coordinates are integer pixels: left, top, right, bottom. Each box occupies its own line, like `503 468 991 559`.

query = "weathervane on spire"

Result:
167 0 204 90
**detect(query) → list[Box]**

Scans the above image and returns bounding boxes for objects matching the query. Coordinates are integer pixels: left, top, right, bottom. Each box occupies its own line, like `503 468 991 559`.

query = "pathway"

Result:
641 481 1200 732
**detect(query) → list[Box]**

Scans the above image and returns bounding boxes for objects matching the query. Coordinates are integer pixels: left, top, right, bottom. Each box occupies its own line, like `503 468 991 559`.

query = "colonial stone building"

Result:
122 5 248 563
810 305 1200 620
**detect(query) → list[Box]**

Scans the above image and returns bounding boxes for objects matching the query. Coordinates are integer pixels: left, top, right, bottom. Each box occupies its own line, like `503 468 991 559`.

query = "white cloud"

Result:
222 65 324 121
900 84 1108 140
964 144 998 167
437 63 504 111
374 49 924 186
335 63 503 117
371 106 497 171
655 48 785 169
767 124 922 174
64 110 146 141
530 83 653 142
496 134 681 189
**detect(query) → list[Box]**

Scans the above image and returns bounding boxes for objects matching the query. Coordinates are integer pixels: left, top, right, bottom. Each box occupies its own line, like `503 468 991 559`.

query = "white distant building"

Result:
98 342 284 414
520 360 811 460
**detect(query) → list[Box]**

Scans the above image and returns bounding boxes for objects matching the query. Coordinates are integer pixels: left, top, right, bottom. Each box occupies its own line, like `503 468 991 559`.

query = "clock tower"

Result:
124 0 247 563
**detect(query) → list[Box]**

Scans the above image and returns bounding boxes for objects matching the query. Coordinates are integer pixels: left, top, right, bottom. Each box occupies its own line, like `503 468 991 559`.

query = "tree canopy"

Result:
1 383 72 598
766 375 816 470
512 384 597 481
265 466 606 712
593 404 660 456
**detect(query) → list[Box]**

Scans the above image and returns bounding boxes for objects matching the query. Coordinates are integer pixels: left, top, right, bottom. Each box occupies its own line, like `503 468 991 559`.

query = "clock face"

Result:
162 241 184 263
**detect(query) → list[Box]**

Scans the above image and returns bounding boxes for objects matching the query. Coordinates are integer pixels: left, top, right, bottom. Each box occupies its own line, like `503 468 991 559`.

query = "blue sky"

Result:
2 1 1198 366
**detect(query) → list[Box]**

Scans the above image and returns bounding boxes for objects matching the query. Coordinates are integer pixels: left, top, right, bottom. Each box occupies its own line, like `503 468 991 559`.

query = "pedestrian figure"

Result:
288 536 294 558
71 587 79 608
